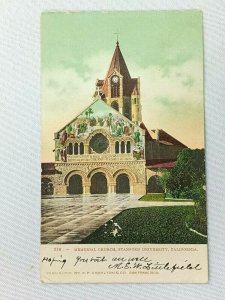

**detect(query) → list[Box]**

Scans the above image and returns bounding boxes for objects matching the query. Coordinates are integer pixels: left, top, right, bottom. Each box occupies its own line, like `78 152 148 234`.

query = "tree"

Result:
162 148 206 202
159 170 170 194
161 148 207 234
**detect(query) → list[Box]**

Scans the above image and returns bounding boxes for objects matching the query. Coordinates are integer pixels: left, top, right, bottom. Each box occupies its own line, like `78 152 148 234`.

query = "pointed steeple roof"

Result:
105 41 131 81
101 41 133 96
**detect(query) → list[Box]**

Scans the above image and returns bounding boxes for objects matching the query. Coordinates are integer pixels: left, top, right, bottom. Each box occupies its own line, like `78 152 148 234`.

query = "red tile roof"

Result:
146 159 176 169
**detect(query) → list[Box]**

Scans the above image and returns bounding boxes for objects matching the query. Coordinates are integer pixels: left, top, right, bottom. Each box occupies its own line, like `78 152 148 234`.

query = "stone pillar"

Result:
54 184 67 196
108 184 116 194
130 185 134 194
84 144 89 154
83 185 91 194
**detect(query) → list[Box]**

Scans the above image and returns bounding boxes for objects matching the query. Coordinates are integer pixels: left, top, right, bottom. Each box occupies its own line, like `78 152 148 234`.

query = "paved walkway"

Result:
41 194 193 244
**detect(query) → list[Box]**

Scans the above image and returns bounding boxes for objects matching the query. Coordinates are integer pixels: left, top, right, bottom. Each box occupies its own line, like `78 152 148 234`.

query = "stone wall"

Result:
42 159 146 196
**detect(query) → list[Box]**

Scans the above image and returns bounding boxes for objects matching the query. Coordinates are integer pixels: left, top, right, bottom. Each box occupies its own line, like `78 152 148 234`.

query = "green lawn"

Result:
139 193 194 202
80 206 207 244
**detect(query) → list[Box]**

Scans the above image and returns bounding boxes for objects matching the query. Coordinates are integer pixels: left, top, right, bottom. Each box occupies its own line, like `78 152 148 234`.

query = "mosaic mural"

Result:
54 100 145 161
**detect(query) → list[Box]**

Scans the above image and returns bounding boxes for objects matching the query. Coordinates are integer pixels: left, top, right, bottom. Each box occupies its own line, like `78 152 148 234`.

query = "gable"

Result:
56 99 144 138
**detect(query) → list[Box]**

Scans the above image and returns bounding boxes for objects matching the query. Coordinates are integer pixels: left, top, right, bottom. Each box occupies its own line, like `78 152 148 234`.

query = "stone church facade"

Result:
41 42 186 196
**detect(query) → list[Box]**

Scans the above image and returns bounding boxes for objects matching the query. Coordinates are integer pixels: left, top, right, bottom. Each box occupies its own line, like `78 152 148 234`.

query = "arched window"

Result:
80 142 84 155
115 141 119 154
126 141 131 153
121 141 125 154
67 143 73 155
74 143 78 155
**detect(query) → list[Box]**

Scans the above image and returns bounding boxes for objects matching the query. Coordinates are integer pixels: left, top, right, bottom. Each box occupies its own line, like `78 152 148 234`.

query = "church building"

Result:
41 42 186 196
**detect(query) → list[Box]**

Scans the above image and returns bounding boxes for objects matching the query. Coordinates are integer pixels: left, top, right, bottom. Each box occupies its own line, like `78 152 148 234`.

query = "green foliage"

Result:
139 193 165 201
161 148 206 202
186 199 207 235
159 170 170 191
87 107 94 118
81 206 207 244
160 148 207 234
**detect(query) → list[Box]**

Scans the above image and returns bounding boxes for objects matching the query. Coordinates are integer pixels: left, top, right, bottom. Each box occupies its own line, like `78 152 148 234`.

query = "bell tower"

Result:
93 41 142 124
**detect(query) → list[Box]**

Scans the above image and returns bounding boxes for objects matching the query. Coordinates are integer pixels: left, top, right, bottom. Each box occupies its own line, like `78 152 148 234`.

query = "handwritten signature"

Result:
42 255 202 273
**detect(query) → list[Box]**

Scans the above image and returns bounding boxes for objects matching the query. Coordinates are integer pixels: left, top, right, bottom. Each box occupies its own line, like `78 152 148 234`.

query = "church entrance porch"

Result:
67 175 83 195
90 172 108 194
116 173 130 193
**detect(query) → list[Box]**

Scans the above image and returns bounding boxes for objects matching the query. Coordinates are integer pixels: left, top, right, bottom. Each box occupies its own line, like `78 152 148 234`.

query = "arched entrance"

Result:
41 178 54 196
91 172 107 194
116 174 130 194
147 175 164 193
67 175 83 195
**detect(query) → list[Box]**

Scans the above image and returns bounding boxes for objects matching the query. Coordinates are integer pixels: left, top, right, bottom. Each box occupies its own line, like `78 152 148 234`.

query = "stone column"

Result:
130 185 134 194
108 184 116 194
83 185 91 194
84 144 89 154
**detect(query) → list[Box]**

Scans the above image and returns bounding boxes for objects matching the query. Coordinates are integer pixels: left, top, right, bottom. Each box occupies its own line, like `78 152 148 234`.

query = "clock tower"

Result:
93 41 142 124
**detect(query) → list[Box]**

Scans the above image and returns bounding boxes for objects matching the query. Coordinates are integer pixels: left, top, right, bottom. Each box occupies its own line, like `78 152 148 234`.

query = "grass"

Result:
139 193 193 202
80 206 207 244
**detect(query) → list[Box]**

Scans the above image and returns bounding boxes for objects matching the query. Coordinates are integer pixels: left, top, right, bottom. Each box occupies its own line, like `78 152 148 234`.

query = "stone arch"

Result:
64 170 88 186
86 128 114 145
147 175 164 193
113 169 137 185
88 167 114 185
116 174 130 194
67 175 83 195
113 169 137 194
90 172 108 194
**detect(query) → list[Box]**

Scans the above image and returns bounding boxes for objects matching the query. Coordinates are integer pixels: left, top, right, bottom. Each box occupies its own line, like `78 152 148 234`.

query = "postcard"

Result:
41 11 208 283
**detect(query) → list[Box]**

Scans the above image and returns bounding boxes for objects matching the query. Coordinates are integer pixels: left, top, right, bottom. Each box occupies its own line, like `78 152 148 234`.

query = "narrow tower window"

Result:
121 141 125 153
126 141 131 153
115 141 119 153
74 143 78 155
68 143 73 155
80 142 84 155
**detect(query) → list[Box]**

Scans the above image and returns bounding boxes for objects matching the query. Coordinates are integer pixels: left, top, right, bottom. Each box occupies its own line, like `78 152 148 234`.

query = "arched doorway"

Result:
111 101 119 111
67 175 83 195
147 175 164 193
91 172 107 194
41 178 54 196
116 174 130 193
